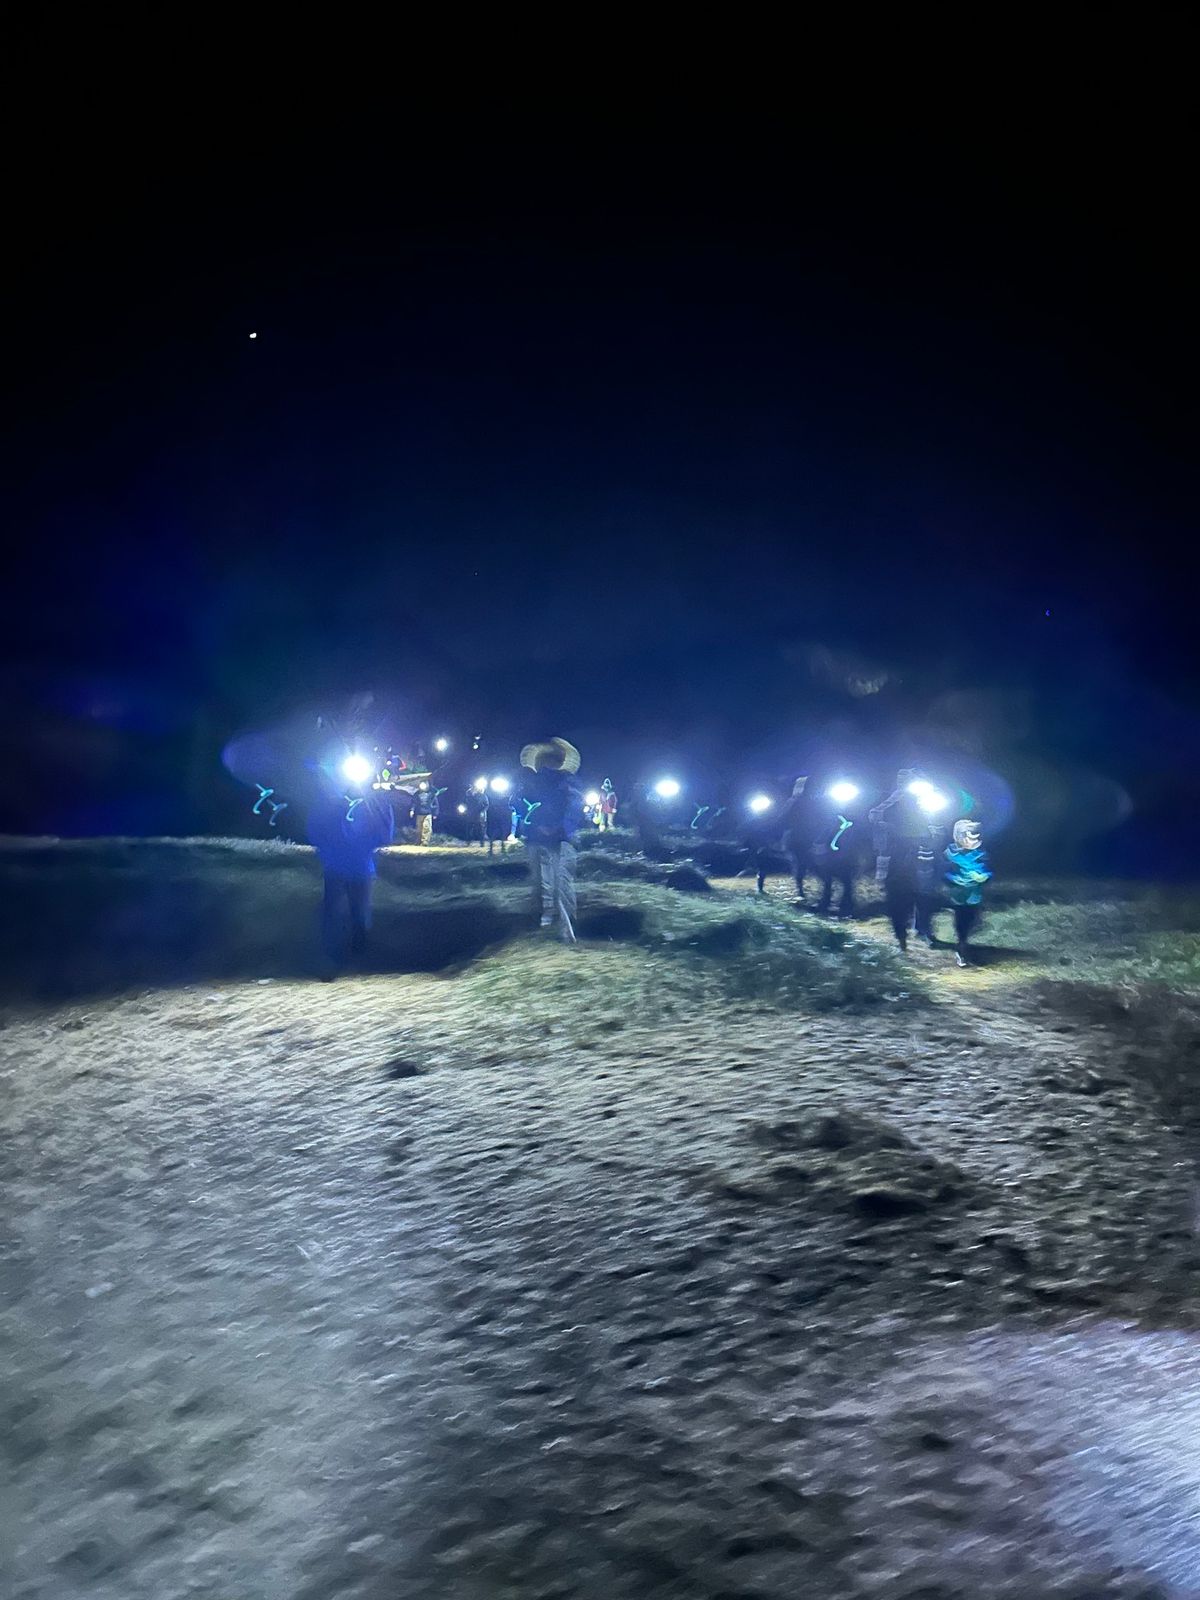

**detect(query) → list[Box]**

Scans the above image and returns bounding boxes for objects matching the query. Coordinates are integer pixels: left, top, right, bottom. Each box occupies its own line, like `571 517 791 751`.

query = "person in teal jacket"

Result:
944 819 992 967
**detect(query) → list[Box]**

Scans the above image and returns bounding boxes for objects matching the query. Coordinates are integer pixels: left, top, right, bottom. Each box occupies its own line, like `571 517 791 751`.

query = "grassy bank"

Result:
0 836 917 1015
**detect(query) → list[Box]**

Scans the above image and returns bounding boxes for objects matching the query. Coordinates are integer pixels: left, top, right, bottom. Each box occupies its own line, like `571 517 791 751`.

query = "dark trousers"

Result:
953 903 979 951
782 836 809 898
322 874 372 963
885 865 917 948
818 864 855 916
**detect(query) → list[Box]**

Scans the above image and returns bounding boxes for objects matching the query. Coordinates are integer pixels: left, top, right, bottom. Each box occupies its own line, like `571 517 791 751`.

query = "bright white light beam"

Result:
828 781 860 805
341 754 373 785
748 793 773 814
654 778 681 800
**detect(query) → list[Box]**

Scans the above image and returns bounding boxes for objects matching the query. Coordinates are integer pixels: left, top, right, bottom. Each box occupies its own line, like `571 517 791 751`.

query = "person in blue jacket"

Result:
307 782 394 969
944 818 992 967
518 738 586 942
412 781 439 847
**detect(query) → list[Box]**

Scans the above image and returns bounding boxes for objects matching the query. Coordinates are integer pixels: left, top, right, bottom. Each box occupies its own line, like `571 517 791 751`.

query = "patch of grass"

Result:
29 840 1200 1020
981 886 1200 993
571 880 922 1014
0 837 531 1000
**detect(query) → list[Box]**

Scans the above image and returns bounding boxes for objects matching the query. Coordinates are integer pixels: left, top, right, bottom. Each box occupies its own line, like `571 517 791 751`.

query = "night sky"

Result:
3 52 1197 857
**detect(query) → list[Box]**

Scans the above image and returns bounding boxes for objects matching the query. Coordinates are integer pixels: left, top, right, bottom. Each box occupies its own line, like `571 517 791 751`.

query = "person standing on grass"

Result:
486 788 515 855
869 771 927 951
519 738 585 942
468 783 489 846
412 780 439 846
746 795 782 895
812 791 861 919
777 776 815 904
944 818 992 967
599 779 619 830
630 779 663 858
916 814 950 947
307 784 394 971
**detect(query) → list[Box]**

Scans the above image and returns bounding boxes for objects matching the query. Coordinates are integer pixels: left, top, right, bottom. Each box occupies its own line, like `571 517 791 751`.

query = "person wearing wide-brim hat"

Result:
519 738 582 775
518 738 585 941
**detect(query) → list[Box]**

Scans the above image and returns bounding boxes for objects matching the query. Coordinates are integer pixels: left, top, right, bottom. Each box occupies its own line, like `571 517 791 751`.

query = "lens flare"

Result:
341 754 373 785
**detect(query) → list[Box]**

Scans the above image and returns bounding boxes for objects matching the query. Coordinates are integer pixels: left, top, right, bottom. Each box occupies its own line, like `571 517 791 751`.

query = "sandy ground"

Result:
3 917 1200 1598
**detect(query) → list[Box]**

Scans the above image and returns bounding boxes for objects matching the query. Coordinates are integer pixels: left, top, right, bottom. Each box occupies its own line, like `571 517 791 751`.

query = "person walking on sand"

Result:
944 818 992 967
519 738 585 942
307 780 394 972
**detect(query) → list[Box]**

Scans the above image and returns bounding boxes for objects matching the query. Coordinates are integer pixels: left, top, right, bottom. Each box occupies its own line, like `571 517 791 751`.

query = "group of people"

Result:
306 737 587 969
307 748 992 974
751 770 992 967
463 785 518 855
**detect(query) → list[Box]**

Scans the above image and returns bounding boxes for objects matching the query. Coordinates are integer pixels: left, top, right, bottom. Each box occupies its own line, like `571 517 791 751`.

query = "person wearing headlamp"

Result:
776 776 816 904
812 780 864 918
518 739 586 942
869 769 948 951
307 763 394 972
412 780 439 846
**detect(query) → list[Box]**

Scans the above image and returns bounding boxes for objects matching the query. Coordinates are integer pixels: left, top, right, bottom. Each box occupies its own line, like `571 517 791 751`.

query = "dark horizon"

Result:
3 70 1197 861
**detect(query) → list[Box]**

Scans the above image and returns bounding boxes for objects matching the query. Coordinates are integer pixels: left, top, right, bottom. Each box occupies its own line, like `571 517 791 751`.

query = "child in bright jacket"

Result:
944 819 992 968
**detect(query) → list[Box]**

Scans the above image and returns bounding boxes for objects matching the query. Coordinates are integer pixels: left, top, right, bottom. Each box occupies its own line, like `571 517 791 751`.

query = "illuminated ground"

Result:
2 841 1199 1599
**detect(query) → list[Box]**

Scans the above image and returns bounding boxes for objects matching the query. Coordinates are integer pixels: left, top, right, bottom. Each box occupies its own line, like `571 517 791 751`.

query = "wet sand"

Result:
4 920 1199 1599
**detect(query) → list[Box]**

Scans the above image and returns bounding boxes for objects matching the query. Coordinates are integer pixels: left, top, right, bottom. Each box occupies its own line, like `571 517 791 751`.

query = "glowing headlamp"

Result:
341 754 373 786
